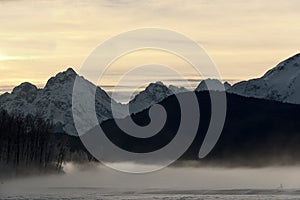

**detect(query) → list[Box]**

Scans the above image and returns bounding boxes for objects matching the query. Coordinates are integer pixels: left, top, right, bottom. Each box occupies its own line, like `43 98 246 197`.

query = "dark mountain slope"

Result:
100 91 300 166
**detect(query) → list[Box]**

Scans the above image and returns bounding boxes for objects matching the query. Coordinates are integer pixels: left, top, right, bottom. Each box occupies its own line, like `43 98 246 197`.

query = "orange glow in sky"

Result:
0 0 300 92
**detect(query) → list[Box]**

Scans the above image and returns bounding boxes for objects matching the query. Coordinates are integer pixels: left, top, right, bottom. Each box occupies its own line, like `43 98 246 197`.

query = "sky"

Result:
1 0 300 93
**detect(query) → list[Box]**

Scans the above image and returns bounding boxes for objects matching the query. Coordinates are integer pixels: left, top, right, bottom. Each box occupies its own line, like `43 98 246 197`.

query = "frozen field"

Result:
1 188 300 200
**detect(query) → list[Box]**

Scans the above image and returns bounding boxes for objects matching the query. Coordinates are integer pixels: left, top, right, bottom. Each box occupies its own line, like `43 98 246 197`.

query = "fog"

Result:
1 163 300 195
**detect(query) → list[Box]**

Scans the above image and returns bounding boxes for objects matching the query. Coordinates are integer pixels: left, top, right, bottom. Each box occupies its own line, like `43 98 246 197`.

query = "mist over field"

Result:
2 163 300 191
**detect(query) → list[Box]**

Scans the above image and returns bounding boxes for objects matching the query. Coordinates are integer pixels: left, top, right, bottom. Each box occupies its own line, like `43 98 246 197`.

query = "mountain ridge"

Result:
229 53 300 104
1 53 300 135
0 68 117 135
0 68 189 135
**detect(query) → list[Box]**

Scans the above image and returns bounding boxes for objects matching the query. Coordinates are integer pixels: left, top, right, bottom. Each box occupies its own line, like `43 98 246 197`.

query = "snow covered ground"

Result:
1 188 300 200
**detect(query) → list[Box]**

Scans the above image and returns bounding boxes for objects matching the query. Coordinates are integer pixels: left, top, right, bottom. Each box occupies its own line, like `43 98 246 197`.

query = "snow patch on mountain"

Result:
229 53 300 104
169 85 189 94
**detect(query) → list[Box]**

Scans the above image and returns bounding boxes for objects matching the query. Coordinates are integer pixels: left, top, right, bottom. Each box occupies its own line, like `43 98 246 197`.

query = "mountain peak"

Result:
65 67 77 76
12 82 37 95
229 53 300 104
147 81 165 88
12 82 38 103
129 81 172 113
262 53 300 80
195 79 229 91
144 81 170 94
58 67 77 78
45 67 78 89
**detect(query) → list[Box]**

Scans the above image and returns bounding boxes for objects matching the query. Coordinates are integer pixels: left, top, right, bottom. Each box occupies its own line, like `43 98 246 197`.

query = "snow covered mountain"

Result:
0 68 123 135
129 81 188 113
0 69 188 135
229 53 300 104
195 79 231 92
2 53 300 135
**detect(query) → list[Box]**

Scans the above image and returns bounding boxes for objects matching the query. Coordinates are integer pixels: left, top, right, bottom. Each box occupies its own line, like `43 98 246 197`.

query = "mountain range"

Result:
0 68 192 135
0 53 299 136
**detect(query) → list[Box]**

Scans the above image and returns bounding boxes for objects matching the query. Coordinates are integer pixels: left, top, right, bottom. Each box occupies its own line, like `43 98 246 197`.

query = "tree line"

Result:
0 110 92 178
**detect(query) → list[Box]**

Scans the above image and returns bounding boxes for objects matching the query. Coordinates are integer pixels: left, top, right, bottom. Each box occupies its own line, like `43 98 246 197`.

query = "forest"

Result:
0 110 92 179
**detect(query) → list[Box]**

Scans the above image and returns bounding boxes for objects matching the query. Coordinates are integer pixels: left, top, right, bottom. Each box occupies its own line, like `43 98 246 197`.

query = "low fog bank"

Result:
1 162 300 195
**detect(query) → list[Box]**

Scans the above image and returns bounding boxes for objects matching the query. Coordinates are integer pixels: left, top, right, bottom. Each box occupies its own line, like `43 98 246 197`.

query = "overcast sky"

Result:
1 0 300 91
